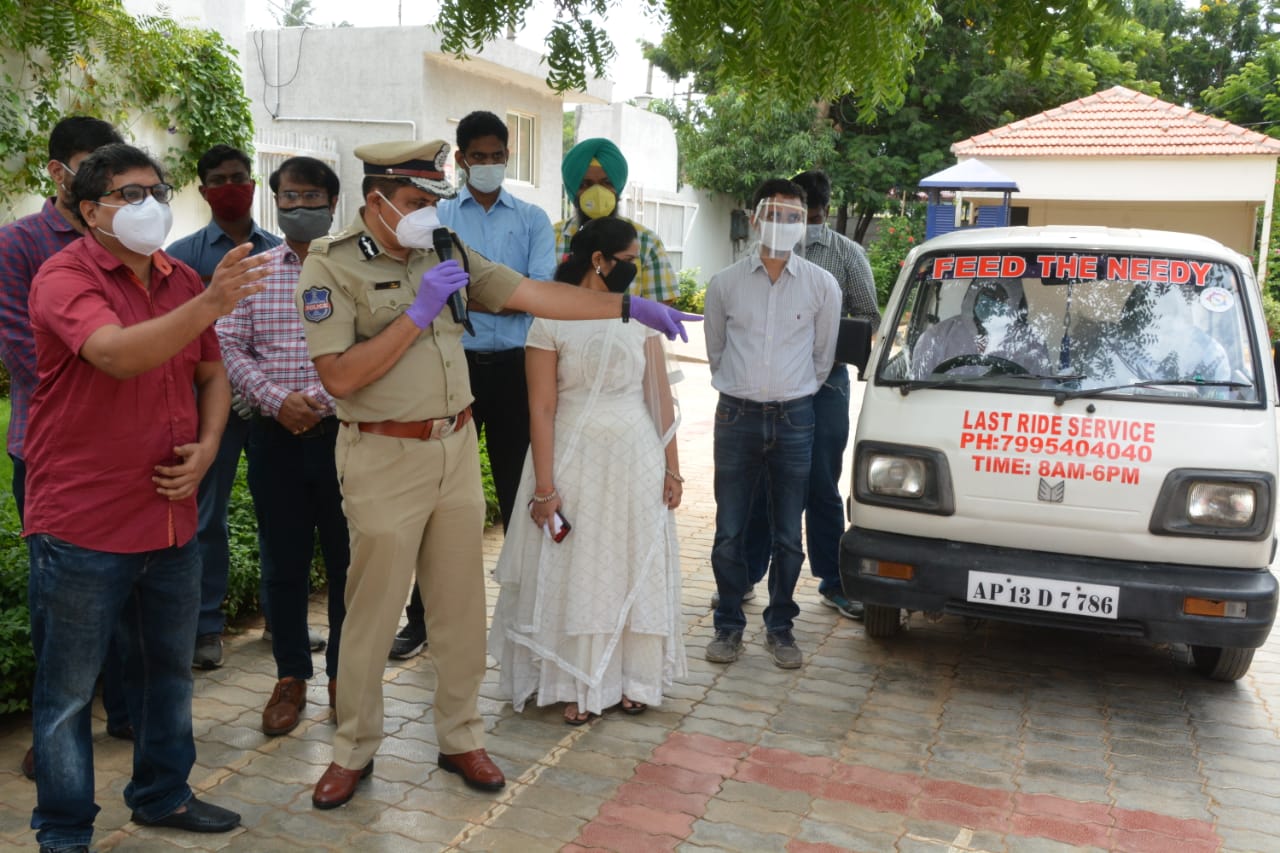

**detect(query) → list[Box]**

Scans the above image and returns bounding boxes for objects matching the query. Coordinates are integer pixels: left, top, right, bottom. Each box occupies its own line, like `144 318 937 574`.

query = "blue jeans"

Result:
744 365 851 595
711 394 815 634
28 534 200 848
14 453 131 732
247 416 349 680
197 411 274 637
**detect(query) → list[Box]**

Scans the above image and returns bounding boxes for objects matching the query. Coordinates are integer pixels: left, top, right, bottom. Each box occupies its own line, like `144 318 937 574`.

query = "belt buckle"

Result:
431 416 456 440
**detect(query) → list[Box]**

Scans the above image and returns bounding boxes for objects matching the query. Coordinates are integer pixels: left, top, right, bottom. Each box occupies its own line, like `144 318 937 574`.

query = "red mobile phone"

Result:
550 510 571 543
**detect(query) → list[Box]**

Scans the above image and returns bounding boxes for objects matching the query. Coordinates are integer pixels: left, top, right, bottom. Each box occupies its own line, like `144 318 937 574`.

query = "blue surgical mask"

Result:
465 162 506 194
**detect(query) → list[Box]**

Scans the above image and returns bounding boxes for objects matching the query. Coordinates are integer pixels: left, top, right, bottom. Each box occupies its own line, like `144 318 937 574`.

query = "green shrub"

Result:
0 489 31 714
1263 289 1280 343
673 267 706 314
866 215 925 308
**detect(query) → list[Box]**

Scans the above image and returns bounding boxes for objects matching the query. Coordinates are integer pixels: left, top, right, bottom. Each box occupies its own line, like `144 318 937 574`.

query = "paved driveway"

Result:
1 351 1278 852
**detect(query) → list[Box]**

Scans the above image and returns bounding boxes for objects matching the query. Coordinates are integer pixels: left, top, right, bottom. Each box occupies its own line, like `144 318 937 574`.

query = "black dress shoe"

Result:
131 796 240 833
39 846 90 852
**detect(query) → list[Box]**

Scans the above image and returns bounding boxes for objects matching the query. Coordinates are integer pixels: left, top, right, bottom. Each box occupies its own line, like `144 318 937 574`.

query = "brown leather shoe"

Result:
262 677 307 736
312 760 373 810
438 749 505 791
21 746 34 780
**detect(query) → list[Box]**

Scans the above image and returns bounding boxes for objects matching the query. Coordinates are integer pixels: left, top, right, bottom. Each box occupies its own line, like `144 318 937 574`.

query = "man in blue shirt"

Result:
386 111 556 660
167 145 280 670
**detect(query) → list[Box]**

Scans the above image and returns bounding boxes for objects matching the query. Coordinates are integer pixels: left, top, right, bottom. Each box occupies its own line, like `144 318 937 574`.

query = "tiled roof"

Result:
952 85 1280 157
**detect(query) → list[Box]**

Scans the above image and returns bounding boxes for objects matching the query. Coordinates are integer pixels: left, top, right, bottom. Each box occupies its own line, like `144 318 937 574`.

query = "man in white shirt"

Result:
703 178 841 669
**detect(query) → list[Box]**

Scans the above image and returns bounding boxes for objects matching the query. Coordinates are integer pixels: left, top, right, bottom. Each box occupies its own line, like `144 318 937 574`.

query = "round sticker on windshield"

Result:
1200 287 1234 313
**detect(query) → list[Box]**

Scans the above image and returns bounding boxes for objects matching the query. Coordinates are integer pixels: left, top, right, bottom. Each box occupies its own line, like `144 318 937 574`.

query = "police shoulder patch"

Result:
301 286 334 322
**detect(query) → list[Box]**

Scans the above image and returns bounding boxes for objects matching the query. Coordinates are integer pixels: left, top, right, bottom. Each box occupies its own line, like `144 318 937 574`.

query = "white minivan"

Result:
838 226 1278 680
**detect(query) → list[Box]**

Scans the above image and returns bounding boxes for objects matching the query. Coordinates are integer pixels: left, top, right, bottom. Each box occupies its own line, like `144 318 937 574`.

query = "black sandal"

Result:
620 697 647 715
563 703 596 726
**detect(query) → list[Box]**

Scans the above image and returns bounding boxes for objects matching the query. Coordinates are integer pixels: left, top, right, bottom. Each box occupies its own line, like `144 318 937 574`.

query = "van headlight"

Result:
1188 483 1255 528
854 442 954 515
868 456 927 497
1151 470 1273 540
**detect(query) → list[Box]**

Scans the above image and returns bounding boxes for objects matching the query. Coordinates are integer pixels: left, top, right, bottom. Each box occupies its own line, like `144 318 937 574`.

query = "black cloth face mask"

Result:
604 259 637 293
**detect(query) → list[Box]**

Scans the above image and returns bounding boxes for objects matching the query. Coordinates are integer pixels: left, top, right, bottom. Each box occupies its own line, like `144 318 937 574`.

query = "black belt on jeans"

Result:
465 348 523 366
718 393 810 411
257 414 339 439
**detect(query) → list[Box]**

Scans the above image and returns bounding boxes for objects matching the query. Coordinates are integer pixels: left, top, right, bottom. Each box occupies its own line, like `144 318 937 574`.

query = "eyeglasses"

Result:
100 183 174 205
277 190 329 204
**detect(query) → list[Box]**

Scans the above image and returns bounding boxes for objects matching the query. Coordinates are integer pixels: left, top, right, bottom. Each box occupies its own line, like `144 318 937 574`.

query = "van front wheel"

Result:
864 605 901 638
1190 645 1255 681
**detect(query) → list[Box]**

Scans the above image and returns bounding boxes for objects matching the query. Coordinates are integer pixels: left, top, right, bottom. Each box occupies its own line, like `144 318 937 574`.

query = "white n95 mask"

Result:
96 196 173 256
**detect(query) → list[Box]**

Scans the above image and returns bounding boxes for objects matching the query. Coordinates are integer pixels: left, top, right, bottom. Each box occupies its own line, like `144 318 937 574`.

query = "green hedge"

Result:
0 412 501 715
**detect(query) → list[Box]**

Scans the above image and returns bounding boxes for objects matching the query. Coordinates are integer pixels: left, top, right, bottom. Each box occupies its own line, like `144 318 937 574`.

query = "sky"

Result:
243 0 679 103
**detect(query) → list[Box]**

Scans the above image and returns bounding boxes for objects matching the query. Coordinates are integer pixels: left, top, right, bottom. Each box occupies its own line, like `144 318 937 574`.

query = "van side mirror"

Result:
836 317 875 376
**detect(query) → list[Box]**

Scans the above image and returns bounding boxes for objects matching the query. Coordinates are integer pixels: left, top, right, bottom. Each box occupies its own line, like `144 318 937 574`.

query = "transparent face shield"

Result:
753 197 807 259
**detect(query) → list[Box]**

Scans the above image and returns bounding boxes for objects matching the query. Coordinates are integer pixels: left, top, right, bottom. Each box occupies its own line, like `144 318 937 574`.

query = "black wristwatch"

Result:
621 293 631 323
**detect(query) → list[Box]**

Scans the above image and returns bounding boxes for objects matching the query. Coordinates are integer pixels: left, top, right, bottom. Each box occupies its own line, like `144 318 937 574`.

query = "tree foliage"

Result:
0 0 253 205
438 0 1125 114
659 90 837 207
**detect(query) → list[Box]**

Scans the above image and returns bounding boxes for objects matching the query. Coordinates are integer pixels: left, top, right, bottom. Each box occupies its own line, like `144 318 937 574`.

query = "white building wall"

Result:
244 26 576 228
575 103 679 194
978 155 1277 201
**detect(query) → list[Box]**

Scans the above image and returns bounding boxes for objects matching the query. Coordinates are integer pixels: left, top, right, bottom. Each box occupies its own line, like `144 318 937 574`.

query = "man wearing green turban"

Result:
554 138 676 303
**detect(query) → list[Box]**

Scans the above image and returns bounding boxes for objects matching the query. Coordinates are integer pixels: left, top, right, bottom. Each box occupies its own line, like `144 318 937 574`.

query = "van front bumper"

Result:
840 527 1278 648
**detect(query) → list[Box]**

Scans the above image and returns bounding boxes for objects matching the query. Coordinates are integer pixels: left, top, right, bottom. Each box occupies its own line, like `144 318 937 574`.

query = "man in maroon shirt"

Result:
24 143 267 852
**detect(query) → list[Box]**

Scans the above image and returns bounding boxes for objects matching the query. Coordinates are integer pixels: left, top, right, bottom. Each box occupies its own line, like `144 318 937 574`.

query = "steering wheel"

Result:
932 353 1029 376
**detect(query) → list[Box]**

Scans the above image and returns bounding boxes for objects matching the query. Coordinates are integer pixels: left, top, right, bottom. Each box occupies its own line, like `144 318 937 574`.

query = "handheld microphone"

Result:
432 227 474 336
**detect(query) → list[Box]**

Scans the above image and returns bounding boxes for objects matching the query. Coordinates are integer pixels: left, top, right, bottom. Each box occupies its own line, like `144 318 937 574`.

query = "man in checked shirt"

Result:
216 157 349 737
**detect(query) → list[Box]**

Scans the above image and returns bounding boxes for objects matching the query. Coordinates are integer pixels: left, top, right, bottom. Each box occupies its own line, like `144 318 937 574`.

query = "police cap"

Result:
355 139 455 199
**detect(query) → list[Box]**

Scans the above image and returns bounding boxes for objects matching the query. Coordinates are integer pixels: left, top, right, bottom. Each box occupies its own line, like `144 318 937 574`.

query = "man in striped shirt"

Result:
215 157 348 737
704 178 841 671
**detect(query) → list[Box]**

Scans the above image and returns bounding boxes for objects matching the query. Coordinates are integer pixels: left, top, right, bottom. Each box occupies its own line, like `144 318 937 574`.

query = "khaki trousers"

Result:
331 421 487 767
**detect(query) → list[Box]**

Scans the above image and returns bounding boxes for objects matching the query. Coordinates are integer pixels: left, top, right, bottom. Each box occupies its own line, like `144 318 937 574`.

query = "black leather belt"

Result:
466 348 523 366
718 393 811 412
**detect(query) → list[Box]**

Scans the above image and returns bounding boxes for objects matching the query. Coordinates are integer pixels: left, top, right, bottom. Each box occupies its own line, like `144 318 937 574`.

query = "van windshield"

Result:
877 250 1260 404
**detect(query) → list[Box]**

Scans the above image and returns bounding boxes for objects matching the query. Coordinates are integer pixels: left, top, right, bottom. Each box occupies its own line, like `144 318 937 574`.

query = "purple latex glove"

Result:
406 260 468 329
630 295 703 342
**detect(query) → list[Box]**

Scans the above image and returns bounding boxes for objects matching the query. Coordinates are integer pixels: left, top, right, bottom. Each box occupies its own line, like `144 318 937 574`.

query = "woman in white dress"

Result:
488 217 687 725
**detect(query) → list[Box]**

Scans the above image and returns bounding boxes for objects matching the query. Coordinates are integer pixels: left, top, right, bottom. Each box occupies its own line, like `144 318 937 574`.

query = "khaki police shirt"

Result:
296 213 522 423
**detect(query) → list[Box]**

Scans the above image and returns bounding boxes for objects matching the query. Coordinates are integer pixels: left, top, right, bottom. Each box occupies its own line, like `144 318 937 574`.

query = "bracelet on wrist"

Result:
665 469 684 483
531 488 558 503
621 293 631 323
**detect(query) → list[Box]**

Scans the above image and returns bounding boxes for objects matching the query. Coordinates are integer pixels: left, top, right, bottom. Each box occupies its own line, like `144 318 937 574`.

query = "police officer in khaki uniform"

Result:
300 140 698 809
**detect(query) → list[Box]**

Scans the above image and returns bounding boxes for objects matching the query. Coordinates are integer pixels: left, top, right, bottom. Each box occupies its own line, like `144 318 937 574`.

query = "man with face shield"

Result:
24 142 269 850
299 139 698 810
553 137 676 303
215 156 349 739
912 278 1052 377
703 179 841 671
168 145 283 671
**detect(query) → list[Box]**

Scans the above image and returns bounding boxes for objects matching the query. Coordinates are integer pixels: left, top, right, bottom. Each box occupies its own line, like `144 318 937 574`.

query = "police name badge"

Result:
302 286 333 322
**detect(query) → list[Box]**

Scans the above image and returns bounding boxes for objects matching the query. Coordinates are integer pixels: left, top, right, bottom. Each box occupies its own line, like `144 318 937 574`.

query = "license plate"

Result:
966 571 1119 620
